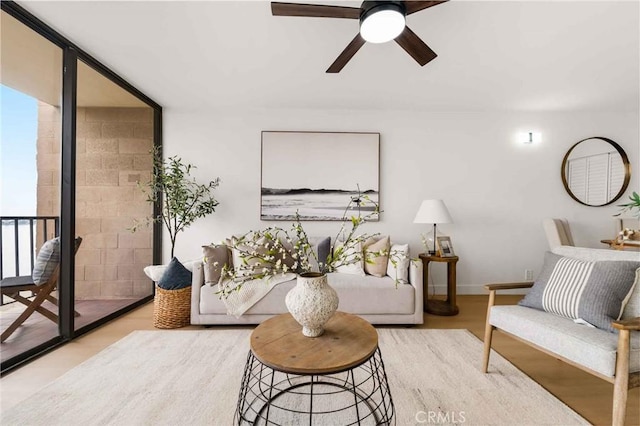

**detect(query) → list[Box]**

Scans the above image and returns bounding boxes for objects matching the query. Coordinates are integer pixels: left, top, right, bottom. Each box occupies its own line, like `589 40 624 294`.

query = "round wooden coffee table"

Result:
235 312 395 425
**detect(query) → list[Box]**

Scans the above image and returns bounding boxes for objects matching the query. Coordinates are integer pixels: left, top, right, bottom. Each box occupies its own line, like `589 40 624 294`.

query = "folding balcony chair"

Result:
1 237 82 343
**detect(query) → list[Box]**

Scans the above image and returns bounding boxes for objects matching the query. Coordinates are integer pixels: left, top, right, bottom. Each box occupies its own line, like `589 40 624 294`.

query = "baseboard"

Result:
428 284 529 296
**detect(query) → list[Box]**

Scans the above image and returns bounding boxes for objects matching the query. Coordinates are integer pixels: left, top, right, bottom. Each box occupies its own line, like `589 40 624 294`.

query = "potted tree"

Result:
133 146 221 328
133 146 221 258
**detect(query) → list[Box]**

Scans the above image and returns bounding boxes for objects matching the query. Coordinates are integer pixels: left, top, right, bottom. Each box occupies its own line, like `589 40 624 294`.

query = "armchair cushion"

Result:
490 305 640 377
519 252 639 332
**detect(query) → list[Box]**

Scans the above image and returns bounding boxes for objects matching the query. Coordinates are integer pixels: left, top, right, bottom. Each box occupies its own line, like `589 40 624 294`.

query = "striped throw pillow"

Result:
519 252 639 332
32 237 61 285
541 256 594 319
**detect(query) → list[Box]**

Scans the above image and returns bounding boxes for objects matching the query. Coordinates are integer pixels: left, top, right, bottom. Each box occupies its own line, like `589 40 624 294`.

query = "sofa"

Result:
190 257 424 326
482 246 640 426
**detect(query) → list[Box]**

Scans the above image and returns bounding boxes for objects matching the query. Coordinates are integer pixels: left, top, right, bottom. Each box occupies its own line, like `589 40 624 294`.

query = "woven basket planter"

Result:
153 286 191 329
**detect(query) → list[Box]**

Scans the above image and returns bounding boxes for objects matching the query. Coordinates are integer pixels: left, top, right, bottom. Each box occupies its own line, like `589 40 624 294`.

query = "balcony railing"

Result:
0 216 60 280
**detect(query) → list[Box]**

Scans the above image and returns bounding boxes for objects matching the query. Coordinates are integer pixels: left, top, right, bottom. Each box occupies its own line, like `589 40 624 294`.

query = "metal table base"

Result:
235 347 395 425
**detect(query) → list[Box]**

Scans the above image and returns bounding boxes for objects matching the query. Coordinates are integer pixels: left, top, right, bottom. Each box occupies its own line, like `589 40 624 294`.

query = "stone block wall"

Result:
36 102 154 299
36 103 61 225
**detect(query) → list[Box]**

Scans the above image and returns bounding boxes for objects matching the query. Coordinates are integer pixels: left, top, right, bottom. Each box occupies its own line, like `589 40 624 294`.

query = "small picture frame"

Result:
436 236 455 257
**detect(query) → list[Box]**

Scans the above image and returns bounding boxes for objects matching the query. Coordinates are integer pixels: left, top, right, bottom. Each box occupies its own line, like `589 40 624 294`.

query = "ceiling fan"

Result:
271 1 449 73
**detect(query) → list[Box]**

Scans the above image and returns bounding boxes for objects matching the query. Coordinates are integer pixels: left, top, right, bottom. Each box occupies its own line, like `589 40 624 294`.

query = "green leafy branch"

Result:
614 191 640 218
131 146 221 258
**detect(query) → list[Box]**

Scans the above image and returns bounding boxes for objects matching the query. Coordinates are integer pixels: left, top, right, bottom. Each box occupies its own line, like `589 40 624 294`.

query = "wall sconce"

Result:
520 132 541 144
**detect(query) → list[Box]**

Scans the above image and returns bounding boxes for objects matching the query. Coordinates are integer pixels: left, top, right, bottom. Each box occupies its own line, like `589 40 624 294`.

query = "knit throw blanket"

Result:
218 273 296 317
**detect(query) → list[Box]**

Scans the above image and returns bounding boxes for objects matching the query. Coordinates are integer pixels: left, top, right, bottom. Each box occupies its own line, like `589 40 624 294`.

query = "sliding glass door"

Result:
1 9 64 365
0 3 161 372
73 60 155 329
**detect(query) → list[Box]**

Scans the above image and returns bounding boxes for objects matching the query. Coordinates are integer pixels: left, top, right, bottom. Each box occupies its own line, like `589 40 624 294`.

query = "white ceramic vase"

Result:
285 272 339 337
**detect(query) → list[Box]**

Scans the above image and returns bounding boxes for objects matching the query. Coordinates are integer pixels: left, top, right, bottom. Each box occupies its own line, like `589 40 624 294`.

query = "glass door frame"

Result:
1 1 162 373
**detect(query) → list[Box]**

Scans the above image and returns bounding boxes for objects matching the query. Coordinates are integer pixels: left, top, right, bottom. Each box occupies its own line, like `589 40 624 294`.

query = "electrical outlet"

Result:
525 269 534 281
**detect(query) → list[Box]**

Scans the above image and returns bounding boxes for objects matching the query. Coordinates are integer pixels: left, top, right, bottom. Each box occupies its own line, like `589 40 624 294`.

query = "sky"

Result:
1 84 38 216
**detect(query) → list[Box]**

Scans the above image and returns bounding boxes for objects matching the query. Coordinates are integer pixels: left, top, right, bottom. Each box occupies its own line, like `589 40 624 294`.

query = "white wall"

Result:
163 109 639 294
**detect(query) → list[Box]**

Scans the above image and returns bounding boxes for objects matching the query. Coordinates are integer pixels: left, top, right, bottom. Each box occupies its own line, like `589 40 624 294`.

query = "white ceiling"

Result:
17 0 640 112
1 10 148 107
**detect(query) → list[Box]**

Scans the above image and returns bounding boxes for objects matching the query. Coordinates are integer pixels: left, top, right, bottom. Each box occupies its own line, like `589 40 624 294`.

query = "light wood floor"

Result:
1 295 638 425
0 299 139 362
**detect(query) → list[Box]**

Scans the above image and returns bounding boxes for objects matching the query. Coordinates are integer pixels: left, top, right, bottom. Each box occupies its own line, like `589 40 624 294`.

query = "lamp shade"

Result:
413 199 453 224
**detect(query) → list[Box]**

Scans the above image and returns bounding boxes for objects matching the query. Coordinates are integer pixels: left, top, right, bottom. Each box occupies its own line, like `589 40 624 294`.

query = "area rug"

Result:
1 329 587 426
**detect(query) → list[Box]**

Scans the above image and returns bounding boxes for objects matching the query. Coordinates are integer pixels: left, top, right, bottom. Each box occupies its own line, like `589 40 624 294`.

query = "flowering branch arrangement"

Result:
218 192 381 296
617 228 637 242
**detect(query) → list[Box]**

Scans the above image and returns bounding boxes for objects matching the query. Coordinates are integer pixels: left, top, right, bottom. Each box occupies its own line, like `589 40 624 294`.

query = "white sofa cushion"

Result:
327 273 415 315
200 272 414 316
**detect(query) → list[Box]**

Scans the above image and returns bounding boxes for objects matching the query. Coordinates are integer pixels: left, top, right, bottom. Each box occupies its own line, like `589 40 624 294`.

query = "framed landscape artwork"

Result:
261 131 380 221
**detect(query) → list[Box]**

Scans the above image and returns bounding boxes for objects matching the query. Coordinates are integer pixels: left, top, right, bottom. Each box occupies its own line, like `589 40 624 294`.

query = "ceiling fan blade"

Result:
271 2 360 19
326 34 366 73
394 26 437 66
404 1 449 15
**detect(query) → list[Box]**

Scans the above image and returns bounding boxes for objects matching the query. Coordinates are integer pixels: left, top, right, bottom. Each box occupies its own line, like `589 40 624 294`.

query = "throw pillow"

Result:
308 236 331 272
622 268 640 320
157 257 192 290
387 243 410 283
518 252 640 332
283 236 331 273
143 259 199 282
232 236 270 278
32 237 61 285
363 236 390 277
335 240 366 276
272 238 295 270
202 244 232 285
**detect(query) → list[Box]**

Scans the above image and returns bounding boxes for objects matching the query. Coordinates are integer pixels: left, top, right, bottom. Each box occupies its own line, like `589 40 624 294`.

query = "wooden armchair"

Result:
483 281 640 426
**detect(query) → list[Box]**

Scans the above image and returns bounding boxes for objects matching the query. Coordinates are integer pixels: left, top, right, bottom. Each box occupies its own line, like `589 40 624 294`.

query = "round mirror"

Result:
561 137 630 206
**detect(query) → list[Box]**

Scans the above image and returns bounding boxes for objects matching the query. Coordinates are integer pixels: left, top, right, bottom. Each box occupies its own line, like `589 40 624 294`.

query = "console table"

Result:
235 312 395 425
419 254 459 316
600 239 640 251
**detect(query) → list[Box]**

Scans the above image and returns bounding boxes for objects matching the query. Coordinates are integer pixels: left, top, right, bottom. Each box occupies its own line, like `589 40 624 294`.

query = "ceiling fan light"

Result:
360 5 405 44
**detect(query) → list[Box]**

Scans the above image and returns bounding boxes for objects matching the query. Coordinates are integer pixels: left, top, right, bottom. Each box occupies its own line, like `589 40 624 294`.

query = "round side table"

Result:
419 254 459 316
235 312 395 425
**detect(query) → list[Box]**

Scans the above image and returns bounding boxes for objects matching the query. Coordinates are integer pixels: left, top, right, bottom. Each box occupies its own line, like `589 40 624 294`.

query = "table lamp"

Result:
413 199 453 255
